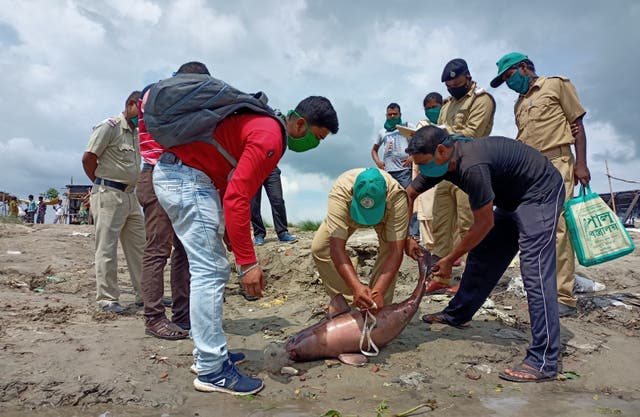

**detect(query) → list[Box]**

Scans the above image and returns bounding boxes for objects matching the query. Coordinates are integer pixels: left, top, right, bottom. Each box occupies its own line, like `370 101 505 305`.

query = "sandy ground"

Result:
0 221 639 417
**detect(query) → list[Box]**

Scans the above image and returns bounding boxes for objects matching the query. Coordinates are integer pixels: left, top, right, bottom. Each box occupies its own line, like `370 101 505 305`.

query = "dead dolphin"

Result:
285 247 435 364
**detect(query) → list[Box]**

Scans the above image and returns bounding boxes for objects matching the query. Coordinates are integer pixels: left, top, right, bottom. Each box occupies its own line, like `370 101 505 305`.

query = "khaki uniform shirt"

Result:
325 168 408 242
514 76 586 152
86 113 141 185
438 81 496 138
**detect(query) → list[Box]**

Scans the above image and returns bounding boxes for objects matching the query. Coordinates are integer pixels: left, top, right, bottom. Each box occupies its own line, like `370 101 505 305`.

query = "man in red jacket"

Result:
152 73 339 395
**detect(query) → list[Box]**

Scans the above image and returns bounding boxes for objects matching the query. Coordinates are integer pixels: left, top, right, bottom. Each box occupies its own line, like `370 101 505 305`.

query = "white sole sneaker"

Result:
193 378 264 395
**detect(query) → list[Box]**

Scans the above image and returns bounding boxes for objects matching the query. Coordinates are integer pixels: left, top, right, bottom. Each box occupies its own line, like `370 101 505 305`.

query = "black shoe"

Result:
558 303 577 318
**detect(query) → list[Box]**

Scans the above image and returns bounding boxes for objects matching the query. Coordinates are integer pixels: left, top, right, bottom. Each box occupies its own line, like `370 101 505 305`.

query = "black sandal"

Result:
499 362 556 383
421 312 470 329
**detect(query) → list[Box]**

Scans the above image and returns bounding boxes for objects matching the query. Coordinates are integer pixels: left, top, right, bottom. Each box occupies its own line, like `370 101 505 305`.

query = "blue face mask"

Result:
506 70 531 95
418 159 449 177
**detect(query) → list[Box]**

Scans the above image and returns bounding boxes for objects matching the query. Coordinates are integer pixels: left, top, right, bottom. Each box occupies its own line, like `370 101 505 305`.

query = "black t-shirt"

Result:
412 137 562 212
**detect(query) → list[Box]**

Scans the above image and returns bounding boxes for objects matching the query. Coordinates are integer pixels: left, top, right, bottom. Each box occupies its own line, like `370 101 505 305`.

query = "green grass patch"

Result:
296 220 321 231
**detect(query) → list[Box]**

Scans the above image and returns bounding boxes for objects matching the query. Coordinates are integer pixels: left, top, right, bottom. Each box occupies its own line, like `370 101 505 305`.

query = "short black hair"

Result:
387 102 401 112
423 92 443 107
126 91 141 106
294 96 339 134
38 196 43 201
522 59 535 72
28 194 34 199
176 61 210 75
405 125 450 155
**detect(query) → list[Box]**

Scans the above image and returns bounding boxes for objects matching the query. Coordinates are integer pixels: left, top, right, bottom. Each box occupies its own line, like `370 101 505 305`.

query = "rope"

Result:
359 309 380 357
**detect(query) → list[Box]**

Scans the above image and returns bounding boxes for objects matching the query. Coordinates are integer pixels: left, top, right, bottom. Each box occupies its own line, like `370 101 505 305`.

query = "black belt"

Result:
158 152 181 164
141 163 154 171
94 177 128 191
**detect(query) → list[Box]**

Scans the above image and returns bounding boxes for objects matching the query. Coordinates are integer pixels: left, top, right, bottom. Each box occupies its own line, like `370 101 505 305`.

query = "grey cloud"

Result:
0 0 638 205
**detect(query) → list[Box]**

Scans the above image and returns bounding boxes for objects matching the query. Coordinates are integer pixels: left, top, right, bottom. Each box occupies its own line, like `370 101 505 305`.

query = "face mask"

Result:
130 116 139 128
384 116 402 132
286 110 320 152
418 159 450 177
424 106 441 124
506 70 531 95
447 83 469 100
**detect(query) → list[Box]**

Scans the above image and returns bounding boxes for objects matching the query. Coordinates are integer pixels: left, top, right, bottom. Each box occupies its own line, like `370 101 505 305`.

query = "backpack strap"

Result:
210 136 237 168
210 136 237 183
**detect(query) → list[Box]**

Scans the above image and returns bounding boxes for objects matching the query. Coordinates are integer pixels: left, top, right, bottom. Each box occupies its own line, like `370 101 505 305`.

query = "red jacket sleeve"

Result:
223 125 283 265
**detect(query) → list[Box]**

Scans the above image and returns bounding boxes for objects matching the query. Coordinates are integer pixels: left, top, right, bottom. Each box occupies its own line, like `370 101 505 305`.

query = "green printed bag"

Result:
564 184 635 266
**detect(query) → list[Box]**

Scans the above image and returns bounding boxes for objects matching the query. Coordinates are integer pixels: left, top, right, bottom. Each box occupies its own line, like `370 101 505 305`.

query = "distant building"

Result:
65 185 93 225
599 190 640 226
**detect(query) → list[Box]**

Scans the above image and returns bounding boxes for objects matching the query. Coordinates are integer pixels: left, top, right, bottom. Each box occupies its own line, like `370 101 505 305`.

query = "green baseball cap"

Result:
490 52 528 88
350 168 387 226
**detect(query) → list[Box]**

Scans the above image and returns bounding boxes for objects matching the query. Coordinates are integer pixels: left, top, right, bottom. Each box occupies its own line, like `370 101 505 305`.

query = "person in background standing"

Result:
251 166 297 246
25 195 36 223
36 196 46 224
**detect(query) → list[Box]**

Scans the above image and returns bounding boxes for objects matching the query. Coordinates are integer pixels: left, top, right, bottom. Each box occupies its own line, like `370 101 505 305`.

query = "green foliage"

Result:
297 220 321 231
43 188 59 200
375 400 389 417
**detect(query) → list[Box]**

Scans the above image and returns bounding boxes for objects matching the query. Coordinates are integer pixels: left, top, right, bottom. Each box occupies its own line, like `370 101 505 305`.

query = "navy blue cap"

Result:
441 58 469 82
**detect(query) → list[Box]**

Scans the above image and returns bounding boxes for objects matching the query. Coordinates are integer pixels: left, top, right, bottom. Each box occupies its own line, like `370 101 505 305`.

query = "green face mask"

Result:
506 70 531 95
424 106 441 124
130 116 139 128
286 110 320 153
384 116 402 132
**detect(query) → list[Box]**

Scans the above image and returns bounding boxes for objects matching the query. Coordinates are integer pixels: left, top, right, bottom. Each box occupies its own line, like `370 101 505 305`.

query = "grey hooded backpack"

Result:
144 73 286 161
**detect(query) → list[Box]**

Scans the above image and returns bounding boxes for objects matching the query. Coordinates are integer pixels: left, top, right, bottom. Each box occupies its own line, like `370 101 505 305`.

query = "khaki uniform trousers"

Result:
545 145 577 307
431 181 473 259
91 185 145 306
416 188 435 251
311 222 397 306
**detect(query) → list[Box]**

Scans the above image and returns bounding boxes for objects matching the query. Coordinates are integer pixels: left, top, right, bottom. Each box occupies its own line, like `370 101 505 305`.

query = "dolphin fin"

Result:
337 353 368 366
328 294 351 319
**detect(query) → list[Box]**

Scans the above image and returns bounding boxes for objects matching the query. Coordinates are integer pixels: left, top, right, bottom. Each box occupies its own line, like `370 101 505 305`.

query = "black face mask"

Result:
447 83 470 100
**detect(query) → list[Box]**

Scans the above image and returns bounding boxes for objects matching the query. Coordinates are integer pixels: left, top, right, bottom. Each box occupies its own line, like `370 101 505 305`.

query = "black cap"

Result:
441 58 469 82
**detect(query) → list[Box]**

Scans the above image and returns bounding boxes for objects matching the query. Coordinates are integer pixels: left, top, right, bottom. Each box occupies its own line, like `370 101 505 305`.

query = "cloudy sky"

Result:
1 0 638 223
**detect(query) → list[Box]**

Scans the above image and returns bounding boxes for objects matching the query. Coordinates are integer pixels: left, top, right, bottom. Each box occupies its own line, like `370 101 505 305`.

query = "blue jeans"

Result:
153 160 230 375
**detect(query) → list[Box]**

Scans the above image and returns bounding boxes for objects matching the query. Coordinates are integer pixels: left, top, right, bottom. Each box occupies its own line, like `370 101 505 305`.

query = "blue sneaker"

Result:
278 233 297 243
190 351 246 374
253 236 265 246
193 360 264 395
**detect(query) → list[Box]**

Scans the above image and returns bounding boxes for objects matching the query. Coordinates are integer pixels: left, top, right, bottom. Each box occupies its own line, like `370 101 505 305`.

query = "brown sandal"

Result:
145 318 189 340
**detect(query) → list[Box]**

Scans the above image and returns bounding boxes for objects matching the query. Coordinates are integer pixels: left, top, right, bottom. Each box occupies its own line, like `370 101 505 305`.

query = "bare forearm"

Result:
371 147 382 167
330 240 361 291
574 126 588 167
81 152 97 182
445 223 490 263
444 203 494 263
